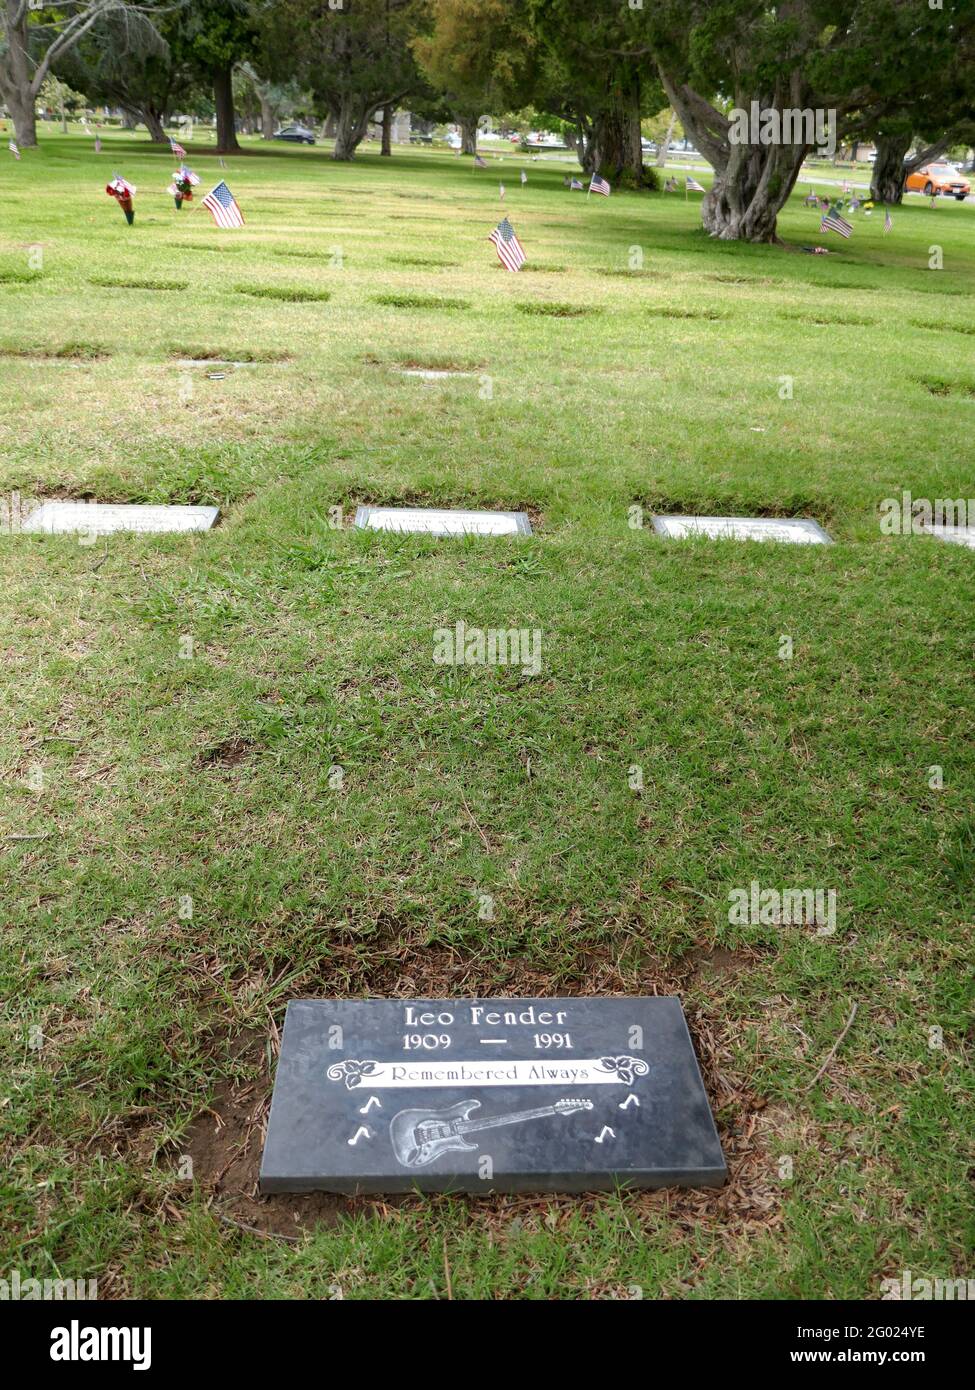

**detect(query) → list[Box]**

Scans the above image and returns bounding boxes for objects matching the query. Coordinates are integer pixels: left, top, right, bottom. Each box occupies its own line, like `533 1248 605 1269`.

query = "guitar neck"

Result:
456 1106 561 1135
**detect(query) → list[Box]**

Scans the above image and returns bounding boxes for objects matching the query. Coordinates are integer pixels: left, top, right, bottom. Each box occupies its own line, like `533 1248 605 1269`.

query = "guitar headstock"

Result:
555 1098 594 1113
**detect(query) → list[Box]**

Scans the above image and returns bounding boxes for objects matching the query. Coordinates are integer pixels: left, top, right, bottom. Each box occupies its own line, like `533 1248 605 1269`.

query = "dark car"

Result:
273 124 316 145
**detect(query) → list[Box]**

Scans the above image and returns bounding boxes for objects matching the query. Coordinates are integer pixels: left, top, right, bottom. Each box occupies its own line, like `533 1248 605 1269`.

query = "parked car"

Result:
905 162 970 199
273 124 316 145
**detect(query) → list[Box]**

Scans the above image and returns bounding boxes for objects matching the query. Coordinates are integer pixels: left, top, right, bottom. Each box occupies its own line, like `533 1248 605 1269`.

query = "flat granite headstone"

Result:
260 997 726 1194
355 505 532 537
927 525 975 550
652 514 833 545
22 502 220 535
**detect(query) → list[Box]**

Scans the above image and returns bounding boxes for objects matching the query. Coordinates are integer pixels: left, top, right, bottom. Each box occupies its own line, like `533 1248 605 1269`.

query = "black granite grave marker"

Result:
260 997 726 1194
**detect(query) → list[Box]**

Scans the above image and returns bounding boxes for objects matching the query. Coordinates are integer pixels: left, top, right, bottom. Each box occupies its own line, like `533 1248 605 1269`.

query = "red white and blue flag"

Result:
489 216 526 272
169 135 186 159
8 139 20 160
686 175 706 192
473 154 488 169
589 172 611 196
883 207 893 234
202 180 244 229
820 208 852 238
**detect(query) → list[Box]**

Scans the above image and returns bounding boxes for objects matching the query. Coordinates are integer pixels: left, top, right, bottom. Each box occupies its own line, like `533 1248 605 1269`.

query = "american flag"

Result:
499 182 505 199
520 170 527 185
589 172 610 196
570 178 583 190
202 180 244 229
488 216 526 272
170 135 186 159
94 136 102 154
884 207 893 234
686 175 706 192
473 154 488 169
8 139 20 160
820 208 852 238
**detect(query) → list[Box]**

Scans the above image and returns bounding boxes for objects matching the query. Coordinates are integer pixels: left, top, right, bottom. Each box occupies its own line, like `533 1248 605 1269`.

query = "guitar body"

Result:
390 1100 481 1168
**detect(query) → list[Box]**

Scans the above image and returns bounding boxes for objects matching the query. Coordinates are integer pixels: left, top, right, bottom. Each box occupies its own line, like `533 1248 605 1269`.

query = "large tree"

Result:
54 7 186 143
260 0 428 160
412 0 536 156
526 0 663 187
167 0 258 153
0 0 151 146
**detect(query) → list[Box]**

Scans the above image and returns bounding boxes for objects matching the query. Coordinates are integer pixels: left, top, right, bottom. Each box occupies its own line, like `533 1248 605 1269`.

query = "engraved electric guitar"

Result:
390 1097 593 1168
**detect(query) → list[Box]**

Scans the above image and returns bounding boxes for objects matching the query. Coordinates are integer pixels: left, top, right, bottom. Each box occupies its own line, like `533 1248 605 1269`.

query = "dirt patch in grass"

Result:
271 249 336 262
597 268 663 279
911 319 975 335
235 285 331 303
89 276 189 291
168 346 292 363
915 376 975 398
372 293 469 310
0 340 110 360
637 491 836 525
647 307 727 321
388 256 460 268
778 311 876 327
198 737 255 768
516 302 596 318
179 242 243 254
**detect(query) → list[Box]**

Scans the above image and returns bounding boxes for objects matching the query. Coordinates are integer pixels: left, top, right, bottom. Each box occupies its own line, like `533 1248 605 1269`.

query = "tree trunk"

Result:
592 77 647 187
142 108 167 143
332 95 371 160
870 131 954 204
213 64 240 153
459 114 478 156
381 104 392 156
121 109 137 131
701 141 808 242
870 133 911 203
661 75 810 241
0 7 38 146
655 110 678 167
260 93 276 140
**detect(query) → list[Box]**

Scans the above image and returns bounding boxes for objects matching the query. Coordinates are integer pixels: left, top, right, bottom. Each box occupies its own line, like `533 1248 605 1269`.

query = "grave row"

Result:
13 500 975 547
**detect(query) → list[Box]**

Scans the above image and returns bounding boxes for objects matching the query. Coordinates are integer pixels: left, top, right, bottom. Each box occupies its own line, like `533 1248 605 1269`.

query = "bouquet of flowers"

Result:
106 174 136 225
168 165 200 211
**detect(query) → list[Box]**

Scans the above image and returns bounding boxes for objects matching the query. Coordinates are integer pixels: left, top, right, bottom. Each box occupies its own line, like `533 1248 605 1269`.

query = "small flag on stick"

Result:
473 154 488 169
202 180 244 229
499 182 505 200
570 178 584 190
8 139 20 160
884 206 893 234
520 170 527 185
488 216 526 272
686 175 706 193
169 135 186 159
588 172 611 197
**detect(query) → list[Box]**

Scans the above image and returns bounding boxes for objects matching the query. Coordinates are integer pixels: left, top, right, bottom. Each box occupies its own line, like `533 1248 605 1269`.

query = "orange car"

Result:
905 162 971 200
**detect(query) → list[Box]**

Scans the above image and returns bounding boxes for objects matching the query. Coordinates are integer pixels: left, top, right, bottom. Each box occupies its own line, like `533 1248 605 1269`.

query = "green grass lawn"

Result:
1 130 973 1300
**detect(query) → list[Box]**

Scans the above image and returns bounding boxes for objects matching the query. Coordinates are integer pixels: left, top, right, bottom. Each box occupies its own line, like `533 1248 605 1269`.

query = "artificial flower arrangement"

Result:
168 165 200 210
106 174 136 225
